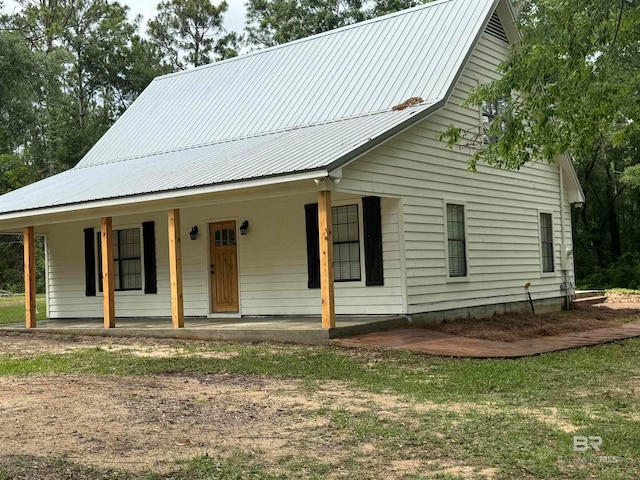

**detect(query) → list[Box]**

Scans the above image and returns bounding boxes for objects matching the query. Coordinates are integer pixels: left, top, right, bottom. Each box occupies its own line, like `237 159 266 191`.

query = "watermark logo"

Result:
573 435 602 452
558 435 620 465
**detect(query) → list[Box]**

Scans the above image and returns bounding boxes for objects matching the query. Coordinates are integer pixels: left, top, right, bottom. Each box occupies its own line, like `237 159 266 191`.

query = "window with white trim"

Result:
332 204 361 281
446 204 467 277
540 213 554 273
97 228 142 291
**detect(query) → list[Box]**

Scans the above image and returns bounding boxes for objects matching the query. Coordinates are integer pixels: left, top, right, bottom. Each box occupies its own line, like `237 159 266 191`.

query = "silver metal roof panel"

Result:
0 104 435 214
0 0 499 216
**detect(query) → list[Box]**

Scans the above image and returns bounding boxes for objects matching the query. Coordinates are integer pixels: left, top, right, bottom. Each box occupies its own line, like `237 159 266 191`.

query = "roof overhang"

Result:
0 170 327 231
558 154 585 204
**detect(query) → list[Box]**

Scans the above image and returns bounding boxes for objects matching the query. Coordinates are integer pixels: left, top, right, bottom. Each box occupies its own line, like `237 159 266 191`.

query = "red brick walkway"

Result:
332 320 640 358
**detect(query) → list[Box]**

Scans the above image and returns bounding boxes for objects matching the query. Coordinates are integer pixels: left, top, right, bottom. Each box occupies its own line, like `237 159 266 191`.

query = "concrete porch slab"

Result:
0 315 409 345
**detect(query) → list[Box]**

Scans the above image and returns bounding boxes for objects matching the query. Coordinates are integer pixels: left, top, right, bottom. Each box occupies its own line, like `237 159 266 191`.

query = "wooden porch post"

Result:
101 217 116 328
23 226 36 328
318 190 335 328
168 208 184 328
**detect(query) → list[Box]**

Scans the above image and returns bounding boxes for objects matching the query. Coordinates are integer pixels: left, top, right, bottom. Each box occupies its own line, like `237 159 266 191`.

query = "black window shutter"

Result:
362 196 384 286
142 221 157 294
84 228 96 296
304 203 320 289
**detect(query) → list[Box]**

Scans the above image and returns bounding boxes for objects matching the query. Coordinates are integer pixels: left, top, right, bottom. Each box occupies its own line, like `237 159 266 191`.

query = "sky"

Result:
3 0 248 34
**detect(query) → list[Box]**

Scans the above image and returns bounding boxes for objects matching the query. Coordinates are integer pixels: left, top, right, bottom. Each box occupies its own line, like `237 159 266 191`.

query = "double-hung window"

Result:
446 203 467 278
540 213 555 273
98 228 142 291
332 204 361 281
305 197 384 288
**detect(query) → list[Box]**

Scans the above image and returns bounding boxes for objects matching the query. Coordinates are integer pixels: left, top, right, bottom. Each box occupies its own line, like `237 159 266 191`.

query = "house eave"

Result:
0 169 328 230
558 154 586 204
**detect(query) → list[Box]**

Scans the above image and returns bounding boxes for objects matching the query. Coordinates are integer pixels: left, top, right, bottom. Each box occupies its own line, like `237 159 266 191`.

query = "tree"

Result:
369 0 423 17
0 31 42 154
442 0 639 170
245 0 367 47
3 0 164 173
1 0 75 53
148 0 239 69
440 0 640 285
105 35 174 112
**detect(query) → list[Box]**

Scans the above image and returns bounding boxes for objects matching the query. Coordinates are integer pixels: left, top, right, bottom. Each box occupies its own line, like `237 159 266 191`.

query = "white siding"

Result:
338 30 575 315
41 26 577 320
44 193 403 318
45 212 171 318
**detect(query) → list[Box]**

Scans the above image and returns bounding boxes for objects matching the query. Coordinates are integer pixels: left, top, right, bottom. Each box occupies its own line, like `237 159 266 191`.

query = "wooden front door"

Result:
209 221 239 313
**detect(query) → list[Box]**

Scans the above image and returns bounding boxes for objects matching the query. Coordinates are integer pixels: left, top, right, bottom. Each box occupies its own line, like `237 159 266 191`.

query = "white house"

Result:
0 0 584 330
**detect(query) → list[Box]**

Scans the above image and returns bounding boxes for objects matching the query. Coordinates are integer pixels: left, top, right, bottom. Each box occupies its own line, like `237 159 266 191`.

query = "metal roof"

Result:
0 0 500 216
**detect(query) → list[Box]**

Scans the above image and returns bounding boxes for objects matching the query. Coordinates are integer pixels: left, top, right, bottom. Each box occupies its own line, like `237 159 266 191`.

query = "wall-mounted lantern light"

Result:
189 226 199 240
240 220 249 236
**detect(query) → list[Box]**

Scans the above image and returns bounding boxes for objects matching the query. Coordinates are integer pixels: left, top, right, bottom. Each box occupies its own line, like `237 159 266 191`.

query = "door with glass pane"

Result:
209 221 239 313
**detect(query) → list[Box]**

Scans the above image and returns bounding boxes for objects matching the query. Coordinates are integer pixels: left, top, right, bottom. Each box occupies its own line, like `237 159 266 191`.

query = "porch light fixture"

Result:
240 220 249 235
189 226 199 240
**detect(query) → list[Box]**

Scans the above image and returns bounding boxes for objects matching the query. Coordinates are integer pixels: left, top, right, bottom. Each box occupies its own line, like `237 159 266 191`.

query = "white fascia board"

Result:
557 154 585 204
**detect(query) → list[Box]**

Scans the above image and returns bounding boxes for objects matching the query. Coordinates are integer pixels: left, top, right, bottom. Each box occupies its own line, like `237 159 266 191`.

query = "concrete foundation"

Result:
1 297 569 345
0 316 408 346
408 297 565 326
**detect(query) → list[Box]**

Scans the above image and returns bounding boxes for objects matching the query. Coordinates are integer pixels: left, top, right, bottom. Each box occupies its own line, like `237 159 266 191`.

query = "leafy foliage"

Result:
246 0 366 47
580 252 640 290
148 0 240 68
441 0 640 287
245 0 427 47
0 32 41 154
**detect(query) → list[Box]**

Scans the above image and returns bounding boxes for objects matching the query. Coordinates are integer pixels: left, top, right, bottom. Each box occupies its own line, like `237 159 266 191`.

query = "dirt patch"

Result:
0 332 249 359
0 371 579 477
93 344 240 359
0 372 441 477
421 303 640 342
0 374 324 473
0 333 619 477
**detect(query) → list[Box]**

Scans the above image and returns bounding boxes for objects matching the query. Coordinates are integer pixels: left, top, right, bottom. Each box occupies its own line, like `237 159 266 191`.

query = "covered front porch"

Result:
0 315 408 345
10 178 403 334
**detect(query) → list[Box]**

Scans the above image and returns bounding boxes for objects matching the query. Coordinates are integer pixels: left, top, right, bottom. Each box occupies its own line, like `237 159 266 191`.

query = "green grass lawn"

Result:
0 294 46 325
0 336 639 479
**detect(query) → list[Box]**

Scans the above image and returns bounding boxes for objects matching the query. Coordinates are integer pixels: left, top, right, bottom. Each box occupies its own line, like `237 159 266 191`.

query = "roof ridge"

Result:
75 101 436 169
154 0 455 82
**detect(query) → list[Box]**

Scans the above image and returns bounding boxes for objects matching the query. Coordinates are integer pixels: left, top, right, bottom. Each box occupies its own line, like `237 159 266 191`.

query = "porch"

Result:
0 315 408 345
10 181 402 333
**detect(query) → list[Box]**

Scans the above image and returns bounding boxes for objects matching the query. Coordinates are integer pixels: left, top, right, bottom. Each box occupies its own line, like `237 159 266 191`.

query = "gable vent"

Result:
485 12 509 43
